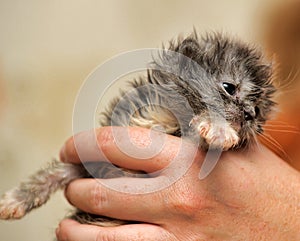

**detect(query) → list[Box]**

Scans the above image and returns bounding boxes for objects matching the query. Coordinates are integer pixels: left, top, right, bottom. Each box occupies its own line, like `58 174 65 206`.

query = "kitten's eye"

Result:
222 82 236 95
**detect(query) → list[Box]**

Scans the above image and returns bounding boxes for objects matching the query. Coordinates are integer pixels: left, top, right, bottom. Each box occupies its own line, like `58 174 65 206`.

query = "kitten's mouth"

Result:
231 122 242 132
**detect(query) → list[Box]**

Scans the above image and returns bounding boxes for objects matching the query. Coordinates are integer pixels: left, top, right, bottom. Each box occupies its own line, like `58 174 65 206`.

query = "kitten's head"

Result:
153 32 276 149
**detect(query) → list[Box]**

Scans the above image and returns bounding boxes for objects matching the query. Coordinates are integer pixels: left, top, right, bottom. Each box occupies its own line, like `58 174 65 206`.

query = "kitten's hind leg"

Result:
0 160 87 220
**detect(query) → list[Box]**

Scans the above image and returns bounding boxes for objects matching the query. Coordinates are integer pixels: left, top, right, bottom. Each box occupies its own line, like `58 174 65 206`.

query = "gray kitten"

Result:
0 31 276 227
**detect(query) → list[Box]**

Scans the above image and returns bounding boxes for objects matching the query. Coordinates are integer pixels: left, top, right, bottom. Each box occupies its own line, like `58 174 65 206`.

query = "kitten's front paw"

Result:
0 189 27 219
197 121 239 150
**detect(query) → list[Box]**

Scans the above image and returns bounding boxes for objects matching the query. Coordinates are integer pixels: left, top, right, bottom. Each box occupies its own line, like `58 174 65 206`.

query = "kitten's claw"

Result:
197 121 239 150
0 189 27 220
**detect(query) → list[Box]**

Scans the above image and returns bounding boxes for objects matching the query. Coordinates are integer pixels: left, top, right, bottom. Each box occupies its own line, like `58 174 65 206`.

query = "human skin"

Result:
56 127 300 241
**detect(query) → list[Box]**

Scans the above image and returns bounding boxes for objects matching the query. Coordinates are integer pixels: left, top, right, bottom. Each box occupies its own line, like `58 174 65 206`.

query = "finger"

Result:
65 177 170 223
56 219 173 241
60 126 199 173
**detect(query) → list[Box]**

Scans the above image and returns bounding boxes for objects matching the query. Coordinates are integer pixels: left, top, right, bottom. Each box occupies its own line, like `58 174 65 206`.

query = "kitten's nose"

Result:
243 106 256 121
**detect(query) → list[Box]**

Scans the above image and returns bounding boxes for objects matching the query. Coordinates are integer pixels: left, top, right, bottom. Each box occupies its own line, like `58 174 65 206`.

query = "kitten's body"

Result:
0 32 276 227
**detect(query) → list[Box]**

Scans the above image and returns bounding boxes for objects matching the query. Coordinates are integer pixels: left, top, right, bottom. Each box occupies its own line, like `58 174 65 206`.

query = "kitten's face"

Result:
187 74 275 150
215 76 275 148
173 33 276 149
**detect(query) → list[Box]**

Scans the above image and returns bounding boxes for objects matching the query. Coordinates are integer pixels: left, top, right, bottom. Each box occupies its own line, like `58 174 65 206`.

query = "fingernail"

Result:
55 226 60 238
59 144 66 162
56 226 68 241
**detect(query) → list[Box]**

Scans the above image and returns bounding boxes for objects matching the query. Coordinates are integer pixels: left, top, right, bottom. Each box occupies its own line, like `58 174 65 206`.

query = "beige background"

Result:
0 0 285 240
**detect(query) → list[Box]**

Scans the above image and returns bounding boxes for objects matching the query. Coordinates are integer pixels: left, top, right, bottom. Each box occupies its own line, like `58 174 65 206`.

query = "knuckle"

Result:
97 127 115 159
96 230 117 241
167 185 207 219
97 127 113 148
89 182 109 212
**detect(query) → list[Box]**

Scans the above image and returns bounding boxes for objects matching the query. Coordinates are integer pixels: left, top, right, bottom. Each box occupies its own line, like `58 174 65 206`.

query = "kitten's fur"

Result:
0 31 276 227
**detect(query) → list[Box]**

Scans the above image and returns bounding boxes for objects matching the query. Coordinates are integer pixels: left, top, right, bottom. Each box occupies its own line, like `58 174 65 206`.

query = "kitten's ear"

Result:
178 38 200 59
177 38 201 72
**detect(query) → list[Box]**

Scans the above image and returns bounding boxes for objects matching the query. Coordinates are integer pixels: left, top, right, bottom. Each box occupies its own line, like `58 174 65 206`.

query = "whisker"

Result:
259 133 292 163
276 88 298 96
265 120 295 125
264 127 298 130
252 131 263 152
259 133 282 151
266 120 289 124
263 124 299 129
264 124 298 129
264 121 299 130
277 66 300 91
263 128 300 134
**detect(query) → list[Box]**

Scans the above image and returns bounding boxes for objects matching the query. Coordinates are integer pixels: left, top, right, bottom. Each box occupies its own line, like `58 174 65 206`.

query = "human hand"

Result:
56 127 300 241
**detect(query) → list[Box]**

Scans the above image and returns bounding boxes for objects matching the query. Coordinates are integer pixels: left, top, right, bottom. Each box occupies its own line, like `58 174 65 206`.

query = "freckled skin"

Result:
0 31 276 230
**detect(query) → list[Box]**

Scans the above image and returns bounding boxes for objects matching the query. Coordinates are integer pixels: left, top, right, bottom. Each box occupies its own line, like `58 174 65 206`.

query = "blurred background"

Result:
0 0 299 240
